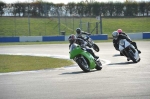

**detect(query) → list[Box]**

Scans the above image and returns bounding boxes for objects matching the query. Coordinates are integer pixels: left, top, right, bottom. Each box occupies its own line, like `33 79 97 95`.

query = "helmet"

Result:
117 29 122 34
76 28 81 34
112 31 119 40
68 34 76 44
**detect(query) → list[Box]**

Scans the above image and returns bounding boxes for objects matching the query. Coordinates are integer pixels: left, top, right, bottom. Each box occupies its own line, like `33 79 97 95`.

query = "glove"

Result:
130 40 132 43
81 48 86 51
88 33 91 35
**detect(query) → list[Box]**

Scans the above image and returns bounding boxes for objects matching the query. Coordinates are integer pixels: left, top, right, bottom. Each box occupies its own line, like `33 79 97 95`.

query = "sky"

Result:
1 0 149 4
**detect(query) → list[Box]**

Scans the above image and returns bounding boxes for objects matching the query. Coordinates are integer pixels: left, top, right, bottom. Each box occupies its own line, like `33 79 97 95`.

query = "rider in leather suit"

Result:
112 31 141 61
68 34 99 60
76 28 91 40
116 29 141 54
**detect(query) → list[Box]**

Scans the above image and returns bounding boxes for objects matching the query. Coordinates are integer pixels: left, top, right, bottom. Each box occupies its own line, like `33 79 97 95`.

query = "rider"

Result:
117 29 141 54
112 31 132 51
112 31 141 60
68 34 99 60
76 28 91 40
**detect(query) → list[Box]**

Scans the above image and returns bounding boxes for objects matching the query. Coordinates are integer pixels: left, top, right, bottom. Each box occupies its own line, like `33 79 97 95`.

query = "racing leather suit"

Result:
113 34 132 51
69 38 99 59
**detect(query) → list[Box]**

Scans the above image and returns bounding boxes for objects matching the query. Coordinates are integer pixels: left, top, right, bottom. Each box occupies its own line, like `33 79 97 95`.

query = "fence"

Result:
0 16 102 36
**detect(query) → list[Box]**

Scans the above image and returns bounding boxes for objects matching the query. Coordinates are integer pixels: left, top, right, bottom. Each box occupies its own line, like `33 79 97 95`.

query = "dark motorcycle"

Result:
84 36 100 52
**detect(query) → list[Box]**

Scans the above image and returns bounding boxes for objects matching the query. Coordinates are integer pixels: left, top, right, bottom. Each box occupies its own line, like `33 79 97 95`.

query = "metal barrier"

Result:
0 34 108 42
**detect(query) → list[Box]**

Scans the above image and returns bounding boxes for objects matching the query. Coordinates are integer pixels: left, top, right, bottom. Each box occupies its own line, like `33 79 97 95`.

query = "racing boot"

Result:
137 49 141 54
94 55 99 60
120 52 124 56
127 57 130 61
132 42 141 54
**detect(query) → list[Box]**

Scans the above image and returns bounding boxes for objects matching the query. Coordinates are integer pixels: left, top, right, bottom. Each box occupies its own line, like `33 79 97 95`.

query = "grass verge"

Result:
0 55 74 73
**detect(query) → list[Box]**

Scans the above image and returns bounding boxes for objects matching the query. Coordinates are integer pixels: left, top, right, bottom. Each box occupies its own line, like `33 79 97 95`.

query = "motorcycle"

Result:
84 36 100 52
119 39 140 63
69 43 102 72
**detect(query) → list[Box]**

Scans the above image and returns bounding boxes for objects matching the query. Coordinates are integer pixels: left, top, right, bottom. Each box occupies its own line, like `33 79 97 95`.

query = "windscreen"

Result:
69 43 77 51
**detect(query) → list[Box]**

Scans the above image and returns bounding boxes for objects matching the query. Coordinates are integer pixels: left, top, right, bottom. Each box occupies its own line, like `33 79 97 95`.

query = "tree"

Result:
30 1 40 17
13 2 24 16
76 2 85 16
0 1 5 16
145 2 150 16
55 3 65 16
66 2 76 16
100 2 108 16
92 2 100 16
106 2 115 17
21 3 28 17
124 2 138 16
132 2 138 16
139 1 146 16
114 2 124 16
86 3 93 16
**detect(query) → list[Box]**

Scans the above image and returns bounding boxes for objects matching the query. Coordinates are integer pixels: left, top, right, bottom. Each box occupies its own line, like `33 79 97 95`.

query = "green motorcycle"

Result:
69 43 102 72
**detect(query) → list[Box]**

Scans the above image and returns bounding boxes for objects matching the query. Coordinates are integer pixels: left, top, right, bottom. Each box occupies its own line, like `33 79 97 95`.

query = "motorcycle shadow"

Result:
61 70 97 75
113 54 123 57
108 61 135 66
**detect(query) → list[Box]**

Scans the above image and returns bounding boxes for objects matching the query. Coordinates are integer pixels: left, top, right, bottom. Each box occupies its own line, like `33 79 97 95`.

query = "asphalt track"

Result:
0 41 150 99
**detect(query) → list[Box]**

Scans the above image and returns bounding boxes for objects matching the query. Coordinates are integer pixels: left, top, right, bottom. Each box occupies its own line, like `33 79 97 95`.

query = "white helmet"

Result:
112 31 119 40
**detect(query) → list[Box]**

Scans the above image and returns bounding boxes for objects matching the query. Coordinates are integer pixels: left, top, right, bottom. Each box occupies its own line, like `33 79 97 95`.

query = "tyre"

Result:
93 44 99 52
128 51 137 63
76 57 90 72
120 52 124 56
95 60 102 70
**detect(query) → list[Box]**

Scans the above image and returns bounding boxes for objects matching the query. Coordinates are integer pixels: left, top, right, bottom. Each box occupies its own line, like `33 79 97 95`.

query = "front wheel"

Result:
93 44 99 52
76 57 90 72
128 51 137 63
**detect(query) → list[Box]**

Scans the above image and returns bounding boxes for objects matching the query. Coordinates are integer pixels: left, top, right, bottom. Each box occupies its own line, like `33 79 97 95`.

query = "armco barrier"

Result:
128 33 143 40
42 36 65 41
20 36 42 42
90 34 108 40
0 37 19 42
143 32 150 39
0 33 150 42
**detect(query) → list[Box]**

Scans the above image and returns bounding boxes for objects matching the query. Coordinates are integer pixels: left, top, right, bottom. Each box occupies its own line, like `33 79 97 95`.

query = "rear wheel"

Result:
76 57 90 72
93 44 99 52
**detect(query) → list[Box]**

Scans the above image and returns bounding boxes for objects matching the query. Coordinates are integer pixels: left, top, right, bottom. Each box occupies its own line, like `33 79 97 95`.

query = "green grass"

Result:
0 17 150 37
0 54 74 73
102 17 150 35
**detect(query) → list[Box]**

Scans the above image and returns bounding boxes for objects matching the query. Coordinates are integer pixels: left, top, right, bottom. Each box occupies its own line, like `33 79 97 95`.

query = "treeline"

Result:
0 1 150 17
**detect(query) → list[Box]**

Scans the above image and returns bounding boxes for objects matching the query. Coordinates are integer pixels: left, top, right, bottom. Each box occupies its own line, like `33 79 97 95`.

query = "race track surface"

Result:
0 41 150 99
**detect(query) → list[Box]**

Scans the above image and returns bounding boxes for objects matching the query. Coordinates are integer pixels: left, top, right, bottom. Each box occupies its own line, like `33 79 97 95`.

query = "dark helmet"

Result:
68 34 76 44
76 28 81 34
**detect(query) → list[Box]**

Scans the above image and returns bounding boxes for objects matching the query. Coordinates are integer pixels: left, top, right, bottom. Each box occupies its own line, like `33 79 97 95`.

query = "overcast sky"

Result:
1 0 149 4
